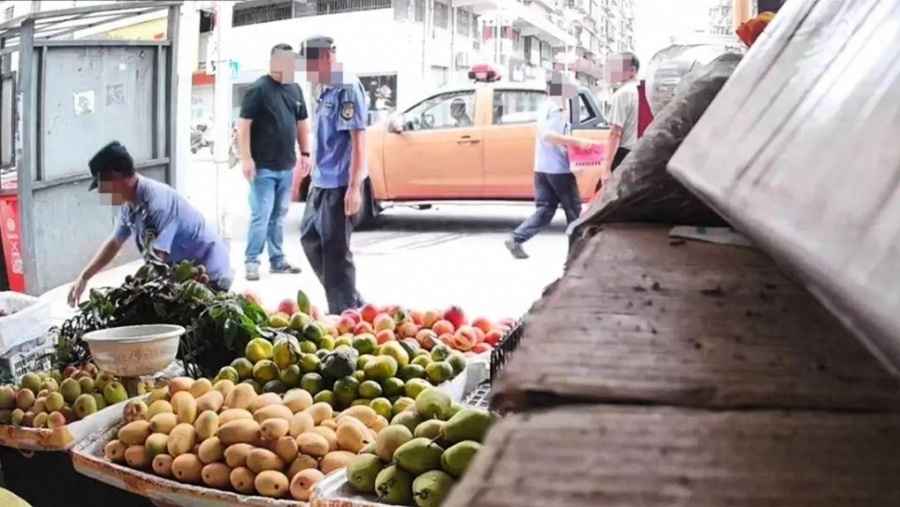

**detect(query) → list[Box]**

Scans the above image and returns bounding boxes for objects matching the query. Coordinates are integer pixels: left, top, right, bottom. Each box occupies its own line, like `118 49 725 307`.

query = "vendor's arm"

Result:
68 234 125 306
295 84 313 180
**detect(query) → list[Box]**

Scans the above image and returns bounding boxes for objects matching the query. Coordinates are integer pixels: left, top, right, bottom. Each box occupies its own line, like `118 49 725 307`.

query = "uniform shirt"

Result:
533 100 571 174
608 78 639 150
240 75 308 170
114 176 232 285
312 74 369 189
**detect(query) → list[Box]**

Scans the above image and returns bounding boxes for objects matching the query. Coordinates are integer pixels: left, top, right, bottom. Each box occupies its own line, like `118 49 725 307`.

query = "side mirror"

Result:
388 113 404 134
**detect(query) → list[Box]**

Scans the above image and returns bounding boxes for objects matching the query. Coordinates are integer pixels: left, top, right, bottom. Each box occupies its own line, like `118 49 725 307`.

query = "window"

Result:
472 15 480 39
577 94 597 124
415 0 425 22
403 91 476 131
492 90 547 125
4 6 13 22
457 8 470 36
434 2 449 29
233 1 291 27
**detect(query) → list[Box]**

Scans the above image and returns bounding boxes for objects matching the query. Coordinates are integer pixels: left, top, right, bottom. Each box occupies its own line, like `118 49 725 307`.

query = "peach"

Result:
473 327 485 344
453 326 479 352
472 343 493 354
409 310 425 326
422 310 441 328
242 290 263 307
353 321 374 335
484 330 503 347
376 329 396 345
341 309 362 325
310 305 323 321
438 333 454 347
337 316 356 335
373 313 396 332
443 306 467 329
278 299 300 316
432 320 455 337
397 322 420 339
471 317 494 335
360 304 380 324
416 329 438 350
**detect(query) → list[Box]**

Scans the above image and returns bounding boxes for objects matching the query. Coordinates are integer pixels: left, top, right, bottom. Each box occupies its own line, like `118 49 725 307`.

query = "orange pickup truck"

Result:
301 80 610 228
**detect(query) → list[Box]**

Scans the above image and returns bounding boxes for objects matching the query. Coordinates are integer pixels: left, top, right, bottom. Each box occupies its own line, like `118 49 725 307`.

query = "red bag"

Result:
637 79 654 138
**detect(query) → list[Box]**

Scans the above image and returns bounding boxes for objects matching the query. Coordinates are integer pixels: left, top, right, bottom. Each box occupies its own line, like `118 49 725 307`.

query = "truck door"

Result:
382 91 484 199
481 89 547 199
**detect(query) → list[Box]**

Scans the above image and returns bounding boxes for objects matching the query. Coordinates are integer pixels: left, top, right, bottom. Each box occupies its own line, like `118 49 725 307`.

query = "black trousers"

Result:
300 186 363 314
512 172 582 244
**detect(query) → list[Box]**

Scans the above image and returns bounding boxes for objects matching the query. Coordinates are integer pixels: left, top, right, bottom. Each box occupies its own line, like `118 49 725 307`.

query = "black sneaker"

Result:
246 264 260 281
271 262 302 274
505 238 529 259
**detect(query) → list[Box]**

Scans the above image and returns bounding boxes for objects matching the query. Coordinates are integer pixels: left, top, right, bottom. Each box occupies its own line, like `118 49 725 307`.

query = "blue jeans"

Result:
512 172 582 244
245 168 293 268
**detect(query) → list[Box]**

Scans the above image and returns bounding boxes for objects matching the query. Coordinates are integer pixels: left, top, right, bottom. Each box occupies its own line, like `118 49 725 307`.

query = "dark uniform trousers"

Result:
300 186 362 314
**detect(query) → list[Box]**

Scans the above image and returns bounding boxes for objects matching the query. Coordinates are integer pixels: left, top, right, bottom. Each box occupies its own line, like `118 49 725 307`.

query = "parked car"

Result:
298 74 610 228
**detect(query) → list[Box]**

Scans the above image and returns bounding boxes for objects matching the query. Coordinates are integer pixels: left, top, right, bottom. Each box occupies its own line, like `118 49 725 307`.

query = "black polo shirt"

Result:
240 75 309 171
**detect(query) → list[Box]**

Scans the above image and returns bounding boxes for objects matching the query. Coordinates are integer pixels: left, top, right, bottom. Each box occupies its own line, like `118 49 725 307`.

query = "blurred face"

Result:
270 49 297 83
548 73 578 104
607 55 636 84
97 175 130 205
302 48 333 84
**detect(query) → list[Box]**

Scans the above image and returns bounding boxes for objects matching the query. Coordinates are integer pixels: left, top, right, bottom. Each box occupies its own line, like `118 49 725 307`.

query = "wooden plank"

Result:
492 224 900 412
443 405 900 507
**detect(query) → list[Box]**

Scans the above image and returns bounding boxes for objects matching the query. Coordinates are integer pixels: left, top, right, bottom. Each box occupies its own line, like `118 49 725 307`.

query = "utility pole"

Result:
212 0 234 241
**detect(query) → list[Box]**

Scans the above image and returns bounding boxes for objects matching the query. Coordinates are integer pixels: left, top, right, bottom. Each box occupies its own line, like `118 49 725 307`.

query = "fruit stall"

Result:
0 256 507 507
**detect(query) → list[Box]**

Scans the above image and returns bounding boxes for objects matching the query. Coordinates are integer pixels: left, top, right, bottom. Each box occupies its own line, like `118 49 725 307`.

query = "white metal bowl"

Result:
82 324 184 377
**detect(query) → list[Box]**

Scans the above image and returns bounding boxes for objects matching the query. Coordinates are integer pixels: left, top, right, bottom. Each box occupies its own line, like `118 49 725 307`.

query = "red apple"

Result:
443 306 467 329
354 321 374 335
277 298 299 316
360 304 380 324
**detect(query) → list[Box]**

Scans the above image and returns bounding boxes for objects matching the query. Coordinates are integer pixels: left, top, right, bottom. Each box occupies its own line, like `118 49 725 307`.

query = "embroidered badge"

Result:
340 101 355 120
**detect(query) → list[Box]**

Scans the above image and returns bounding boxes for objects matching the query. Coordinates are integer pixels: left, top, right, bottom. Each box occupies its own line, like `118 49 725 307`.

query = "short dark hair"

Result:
620 52 640 72
88 141 134 190
271 43 293 55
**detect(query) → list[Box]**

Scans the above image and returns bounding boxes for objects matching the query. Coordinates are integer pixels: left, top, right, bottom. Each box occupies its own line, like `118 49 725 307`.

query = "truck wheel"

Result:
352 179 380 230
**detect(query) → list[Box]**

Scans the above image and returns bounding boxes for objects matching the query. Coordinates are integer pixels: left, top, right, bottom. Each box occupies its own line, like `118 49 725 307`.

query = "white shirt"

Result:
608 78 639 150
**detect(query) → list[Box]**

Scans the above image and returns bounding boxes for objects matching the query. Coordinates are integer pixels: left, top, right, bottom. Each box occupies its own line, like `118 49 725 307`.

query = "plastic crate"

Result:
489 318 524 382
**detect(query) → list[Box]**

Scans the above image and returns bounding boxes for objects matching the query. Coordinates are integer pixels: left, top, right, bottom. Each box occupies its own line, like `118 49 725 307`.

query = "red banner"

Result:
0 196 25 292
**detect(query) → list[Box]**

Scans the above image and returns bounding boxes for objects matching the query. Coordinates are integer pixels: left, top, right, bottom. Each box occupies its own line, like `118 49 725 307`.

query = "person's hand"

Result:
599 164 612 185
345 183 362 217
296 156 312 180
241 158 256 182
67 275 87 307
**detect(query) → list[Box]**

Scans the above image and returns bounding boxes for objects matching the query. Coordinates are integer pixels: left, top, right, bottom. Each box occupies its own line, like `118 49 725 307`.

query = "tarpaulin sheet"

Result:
668 0 900 374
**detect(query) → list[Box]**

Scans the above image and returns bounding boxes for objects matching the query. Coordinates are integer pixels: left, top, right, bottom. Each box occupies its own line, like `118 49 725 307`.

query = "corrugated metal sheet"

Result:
668 0 900 374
